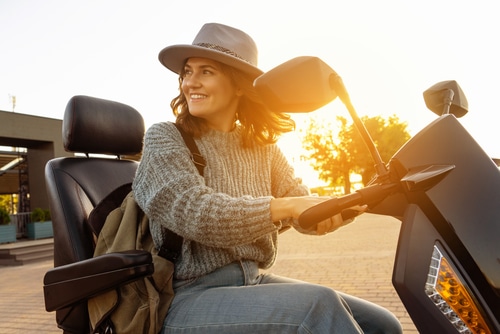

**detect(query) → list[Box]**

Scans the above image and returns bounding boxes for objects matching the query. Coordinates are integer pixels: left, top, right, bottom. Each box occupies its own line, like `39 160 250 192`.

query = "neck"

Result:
205 111 237 132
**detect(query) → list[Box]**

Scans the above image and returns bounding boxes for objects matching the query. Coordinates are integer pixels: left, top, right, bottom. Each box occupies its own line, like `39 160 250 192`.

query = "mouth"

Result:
189 94 207 101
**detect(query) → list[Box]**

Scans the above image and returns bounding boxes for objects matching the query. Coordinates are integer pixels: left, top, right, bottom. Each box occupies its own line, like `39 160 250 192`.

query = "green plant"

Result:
44 209 51 221
0 206 11 225
31 208 50 222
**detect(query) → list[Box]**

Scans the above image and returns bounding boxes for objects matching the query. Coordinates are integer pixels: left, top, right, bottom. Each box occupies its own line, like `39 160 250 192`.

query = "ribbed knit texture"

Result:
132 122 308 279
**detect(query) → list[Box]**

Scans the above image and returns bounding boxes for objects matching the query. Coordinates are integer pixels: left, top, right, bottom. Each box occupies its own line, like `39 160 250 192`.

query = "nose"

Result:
182 72 201 89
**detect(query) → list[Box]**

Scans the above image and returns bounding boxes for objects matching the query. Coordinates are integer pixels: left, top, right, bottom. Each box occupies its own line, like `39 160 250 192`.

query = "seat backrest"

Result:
45 95 144 333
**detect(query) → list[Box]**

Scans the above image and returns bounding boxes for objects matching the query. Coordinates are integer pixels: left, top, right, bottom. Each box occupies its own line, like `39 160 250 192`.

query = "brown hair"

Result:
170 60 295 147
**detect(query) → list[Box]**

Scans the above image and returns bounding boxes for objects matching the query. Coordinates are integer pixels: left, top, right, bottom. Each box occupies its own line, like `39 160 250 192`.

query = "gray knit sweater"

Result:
132 122 309 279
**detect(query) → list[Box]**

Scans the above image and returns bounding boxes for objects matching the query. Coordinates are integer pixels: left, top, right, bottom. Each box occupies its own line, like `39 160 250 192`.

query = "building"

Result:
0 110 71 212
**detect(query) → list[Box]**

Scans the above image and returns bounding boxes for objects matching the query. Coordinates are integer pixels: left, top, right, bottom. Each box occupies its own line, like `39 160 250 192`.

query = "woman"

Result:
132 23 402 333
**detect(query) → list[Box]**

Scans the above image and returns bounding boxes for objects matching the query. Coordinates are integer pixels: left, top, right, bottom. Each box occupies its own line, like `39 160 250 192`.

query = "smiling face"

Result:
181 57 242 132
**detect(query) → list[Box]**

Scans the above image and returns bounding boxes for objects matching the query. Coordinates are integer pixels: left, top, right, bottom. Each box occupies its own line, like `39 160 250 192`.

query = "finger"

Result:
341 205 368 221
316 214 342 235
351 204 368 213
316 217 333 235
330 214 345 231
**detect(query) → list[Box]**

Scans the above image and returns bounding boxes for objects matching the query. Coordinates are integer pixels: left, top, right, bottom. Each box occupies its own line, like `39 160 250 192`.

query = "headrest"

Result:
63 95 145 156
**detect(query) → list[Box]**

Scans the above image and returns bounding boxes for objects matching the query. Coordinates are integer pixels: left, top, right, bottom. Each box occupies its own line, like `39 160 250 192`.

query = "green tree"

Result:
0 195 13 214
302 114 410 194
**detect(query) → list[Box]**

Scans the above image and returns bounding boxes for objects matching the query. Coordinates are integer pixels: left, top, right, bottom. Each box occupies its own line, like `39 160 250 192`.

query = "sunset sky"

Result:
2 0 499 185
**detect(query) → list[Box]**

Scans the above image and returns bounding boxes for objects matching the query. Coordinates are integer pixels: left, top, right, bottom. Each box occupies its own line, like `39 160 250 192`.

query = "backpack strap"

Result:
87 183 133 243
173 123 206 176
158 123 205 262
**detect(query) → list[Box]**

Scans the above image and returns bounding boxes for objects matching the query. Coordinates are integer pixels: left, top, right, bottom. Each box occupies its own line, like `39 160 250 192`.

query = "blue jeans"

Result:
163 260 402 333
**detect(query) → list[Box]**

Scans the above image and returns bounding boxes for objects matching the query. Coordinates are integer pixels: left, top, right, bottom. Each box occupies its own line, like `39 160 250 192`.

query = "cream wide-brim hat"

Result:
158 23 264 79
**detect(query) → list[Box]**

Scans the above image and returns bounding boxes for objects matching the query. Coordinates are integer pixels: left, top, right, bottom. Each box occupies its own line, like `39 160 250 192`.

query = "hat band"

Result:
195 43 251 64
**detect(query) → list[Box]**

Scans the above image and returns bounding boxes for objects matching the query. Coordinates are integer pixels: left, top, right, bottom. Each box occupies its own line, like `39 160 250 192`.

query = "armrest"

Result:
43 250 154 312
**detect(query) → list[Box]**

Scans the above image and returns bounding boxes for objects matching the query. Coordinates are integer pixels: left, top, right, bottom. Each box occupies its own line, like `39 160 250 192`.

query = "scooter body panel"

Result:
389 114 500 332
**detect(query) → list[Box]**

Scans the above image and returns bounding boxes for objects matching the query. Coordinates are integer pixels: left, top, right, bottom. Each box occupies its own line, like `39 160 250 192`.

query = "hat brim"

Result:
158 44 263 79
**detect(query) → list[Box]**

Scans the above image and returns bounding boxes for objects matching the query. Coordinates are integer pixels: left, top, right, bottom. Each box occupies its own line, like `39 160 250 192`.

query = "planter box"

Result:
27 221 53 239
0 224 17 244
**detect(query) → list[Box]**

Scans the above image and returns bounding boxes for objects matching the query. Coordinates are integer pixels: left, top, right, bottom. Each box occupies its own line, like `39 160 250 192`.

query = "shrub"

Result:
0 207 11 225
31 208 50 222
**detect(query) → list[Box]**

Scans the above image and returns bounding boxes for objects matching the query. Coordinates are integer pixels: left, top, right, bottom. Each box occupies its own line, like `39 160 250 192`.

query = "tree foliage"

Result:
302 114 411 194
0 195 12 214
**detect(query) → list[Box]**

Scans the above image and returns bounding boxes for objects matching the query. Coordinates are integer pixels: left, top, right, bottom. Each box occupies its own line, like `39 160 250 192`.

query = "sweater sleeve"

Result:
132 122 278 248
268 144 324 235
270 144 310 198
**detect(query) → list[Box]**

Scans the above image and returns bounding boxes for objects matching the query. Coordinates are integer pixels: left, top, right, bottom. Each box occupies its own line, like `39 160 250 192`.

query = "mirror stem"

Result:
331 75 389 178
442 89 455 115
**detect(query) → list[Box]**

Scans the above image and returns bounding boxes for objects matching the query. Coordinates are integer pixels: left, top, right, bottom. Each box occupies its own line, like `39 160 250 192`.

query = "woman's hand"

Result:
314 205 367 235
270 196 331 222
270 196 366 235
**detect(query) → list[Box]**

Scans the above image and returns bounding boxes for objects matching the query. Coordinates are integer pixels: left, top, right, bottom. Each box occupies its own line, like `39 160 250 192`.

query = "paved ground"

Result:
0 213 418 333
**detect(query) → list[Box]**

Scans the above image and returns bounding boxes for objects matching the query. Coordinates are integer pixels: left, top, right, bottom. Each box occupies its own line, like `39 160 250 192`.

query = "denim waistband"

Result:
173 260 260 292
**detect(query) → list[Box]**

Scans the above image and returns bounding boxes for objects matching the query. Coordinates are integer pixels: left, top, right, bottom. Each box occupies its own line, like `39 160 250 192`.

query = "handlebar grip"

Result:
298 183 399 230
298 192 362 229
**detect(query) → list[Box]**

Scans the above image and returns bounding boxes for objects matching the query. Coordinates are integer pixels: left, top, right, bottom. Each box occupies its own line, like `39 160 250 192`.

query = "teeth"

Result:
191 94 206 99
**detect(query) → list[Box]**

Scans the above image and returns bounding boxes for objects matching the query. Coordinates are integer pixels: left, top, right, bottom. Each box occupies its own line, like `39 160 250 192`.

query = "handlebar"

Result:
298 183 399 229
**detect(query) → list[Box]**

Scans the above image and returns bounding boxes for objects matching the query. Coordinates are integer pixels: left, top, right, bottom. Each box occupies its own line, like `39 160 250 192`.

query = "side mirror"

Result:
254 56 339 113
423 80 468 118
255 56 389 177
